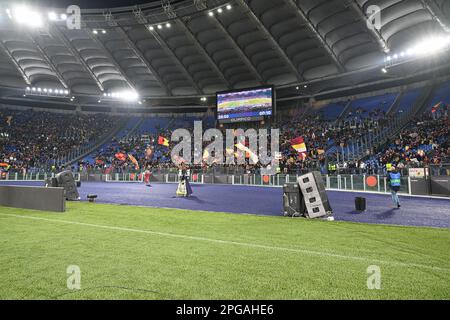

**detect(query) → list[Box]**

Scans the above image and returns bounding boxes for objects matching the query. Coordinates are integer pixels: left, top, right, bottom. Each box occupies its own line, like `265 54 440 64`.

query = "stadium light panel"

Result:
217 8 223 13
208 12 214 17
157 25 162 29
11 6 43 28
166 23 171 28
102 30 106 34
381 68 387 73
37 88 42 92
60 14 67 20
48 12 57 21
43 88 47 93
93 30 98 34
32 87 36 92
64 90 69 95
226 5 232 10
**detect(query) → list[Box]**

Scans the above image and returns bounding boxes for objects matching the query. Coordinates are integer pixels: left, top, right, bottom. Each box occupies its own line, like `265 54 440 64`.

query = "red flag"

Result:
431 102 441 113
115 153 127 161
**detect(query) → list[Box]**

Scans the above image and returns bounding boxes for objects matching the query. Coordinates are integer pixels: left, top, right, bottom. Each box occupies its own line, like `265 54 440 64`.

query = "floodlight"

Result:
11 6 43 28
48 12 57 21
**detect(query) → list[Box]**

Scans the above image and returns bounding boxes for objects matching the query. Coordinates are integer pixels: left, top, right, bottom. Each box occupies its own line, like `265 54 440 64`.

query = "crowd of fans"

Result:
1 99 449 177
0 108 119 173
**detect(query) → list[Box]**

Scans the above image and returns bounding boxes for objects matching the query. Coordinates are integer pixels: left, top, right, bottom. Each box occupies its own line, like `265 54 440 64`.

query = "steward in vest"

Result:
387 166 401 209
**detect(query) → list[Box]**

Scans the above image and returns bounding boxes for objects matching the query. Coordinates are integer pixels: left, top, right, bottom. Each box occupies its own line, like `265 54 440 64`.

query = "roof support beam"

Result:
212 15 265 85
147 27 203 95
285 0 346 72
236 0 303 82
87 31 137 91
176 17 232 89
26 32 69 89
50 25 104 92
346 0 390 53
115 26 171 96
0 40 31 85
420 0 450 33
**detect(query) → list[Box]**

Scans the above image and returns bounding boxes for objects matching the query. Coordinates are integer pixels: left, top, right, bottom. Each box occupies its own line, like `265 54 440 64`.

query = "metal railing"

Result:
104 172 412 195
0 172 80 182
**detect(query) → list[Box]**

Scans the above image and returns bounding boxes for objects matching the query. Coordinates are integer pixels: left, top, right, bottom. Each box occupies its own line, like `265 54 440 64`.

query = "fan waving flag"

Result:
128 154 140 170
291 136 308 159
158 136 169 147
235 142 259 164
115 152 127 162
431 102 442 114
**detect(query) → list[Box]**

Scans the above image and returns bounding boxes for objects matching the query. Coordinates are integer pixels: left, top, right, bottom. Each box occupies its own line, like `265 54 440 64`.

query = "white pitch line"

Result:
1 213 449 273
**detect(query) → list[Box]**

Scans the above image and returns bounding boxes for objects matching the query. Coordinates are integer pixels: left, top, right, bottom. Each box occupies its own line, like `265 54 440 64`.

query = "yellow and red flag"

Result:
291 136 308 159
158 136 169 147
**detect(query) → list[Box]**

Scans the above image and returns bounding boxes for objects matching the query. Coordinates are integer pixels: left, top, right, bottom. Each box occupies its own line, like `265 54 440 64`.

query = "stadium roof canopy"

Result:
0 0 449 109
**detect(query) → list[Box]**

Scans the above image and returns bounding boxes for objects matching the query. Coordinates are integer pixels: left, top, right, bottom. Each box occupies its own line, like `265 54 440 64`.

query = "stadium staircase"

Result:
335 100 353 123
56 117 131 168
386 92 404 116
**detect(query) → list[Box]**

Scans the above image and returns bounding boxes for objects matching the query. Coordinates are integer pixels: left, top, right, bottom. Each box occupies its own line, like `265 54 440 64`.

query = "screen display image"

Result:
217 86 273 121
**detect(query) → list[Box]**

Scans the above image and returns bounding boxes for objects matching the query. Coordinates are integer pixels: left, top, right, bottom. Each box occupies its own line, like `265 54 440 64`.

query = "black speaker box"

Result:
355 197 366 212
55 171 79 201
283 183 307 217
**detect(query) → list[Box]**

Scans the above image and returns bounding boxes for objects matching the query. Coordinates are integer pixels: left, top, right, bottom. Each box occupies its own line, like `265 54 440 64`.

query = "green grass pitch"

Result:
0 202 449 300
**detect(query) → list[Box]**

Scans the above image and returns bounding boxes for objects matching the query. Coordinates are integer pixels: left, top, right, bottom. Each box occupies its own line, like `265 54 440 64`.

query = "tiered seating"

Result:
346 93 397 121
427 81 450 110
316 101 348 121
396 88 423 113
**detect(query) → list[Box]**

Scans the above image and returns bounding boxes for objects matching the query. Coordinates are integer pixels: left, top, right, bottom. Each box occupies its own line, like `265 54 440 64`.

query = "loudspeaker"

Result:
55 171 79 201
282 183 307 217
44 177 58 188
355 197 366 212
297 171 332 218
